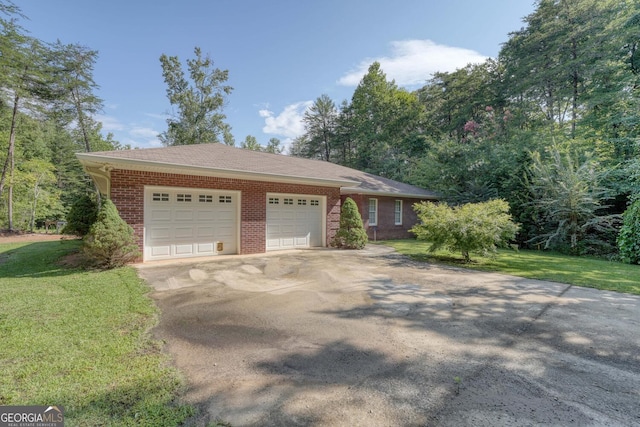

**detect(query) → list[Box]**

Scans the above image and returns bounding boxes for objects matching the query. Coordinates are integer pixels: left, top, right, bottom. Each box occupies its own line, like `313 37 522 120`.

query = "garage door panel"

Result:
174 226 195 239
150 245 171 257
266 212 282 221
197 226 215 238
174 210 194 221
295 235 309 246
216 225 234 238
175 244 195 255
266 194 324 251
151 209 171 221
148 227 171 240
196 210 215 221
281 237 295 247
196 243 215 254
145 188 238 261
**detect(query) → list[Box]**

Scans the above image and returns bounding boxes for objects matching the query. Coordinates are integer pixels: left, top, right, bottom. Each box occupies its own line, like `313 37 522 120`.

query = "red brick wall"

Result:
109 169 341 256
342 194 423 241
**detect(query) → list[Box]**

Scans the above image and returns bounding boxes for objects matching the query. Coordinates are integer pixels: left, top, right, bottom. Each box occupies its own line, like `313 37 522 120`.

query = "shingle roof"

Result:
77 143 437 199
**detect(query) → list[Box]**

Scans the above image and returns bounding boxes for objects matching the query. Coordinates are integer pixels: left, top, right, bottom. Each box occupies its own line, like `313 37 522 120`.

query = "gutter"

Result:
75 153 361 189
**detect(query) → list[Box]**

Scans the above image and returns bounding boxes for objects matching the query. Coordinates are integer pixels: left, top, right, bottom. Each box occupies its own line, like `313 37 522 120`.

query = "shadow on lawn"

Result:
0 240 84 278
41 375 194 426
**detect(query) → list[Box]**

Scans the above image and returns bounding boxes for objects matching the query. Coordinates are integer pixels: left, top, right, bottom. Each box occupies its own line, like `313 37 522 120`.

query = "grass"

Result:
379 239 640 296
0 240 195 426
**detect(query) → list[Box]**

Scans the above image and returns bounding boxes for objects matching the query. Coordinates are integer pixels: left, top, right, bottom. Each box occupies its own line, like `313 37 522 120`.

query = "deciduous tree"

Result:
159 47 233 146
526 148 620 254
411 199 519 262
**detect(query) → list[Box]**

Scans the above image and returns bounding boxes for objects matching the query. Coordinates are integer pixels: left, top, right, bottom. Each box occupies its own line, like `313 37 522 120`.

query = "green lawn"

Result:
0 240 194 426
379 239 640 295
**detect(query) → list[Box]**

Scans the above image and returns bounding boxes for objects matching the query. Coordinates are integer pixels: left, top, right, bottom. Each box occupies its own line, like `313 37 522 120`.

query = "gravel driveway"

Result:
137 245 640 426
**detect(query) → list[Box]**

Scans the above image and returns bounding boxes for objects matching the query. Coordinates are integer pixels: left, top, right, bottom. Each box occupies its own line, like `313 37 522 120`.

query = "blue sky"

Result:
19 1 534 150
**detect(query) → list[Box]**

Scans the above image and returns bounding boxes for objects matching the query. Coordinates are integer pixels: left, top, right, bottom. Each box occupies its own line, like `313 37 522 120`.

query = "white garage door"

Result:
144 187 238 261
266 193 324 250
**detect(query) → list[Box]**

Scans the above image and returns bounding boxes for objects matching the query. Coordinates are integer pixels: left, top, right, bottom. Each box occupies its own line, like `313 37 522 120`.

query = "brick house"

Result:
76 143 437 262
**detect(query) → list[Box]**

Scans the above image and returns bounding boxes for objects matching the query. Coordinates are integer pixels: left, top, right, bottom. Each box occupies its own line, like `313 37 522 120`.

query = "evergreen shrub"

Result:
64 195 98 236
618 199 640 264
83 199 140 268
332 197 368 249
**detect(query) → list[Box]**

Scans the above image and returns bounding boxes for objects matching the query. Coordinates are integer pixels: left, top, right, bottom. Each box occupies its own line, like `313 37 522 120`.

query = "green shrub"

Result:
64 194 98 236
83 199 140 268
332 197 368 249
618 199 640 264
411 199 519 262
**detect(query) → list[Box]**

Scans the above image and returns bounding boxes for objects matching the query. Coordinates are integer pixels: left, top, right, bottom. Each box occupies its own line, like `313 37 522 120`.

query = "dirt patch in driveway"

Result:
138 246 640 426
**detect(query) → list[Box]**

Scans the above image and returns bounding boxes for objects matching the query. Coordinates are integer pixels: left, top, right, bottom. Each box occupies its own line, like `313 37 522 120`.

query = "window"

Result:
310 199 319 206
176 193 192 202
368 198 378 226
199 195 213 203
152 192 169 202
395 200 403 225
297 199 307 206
284 198 294 205
268 197 280 205
219 195 232 203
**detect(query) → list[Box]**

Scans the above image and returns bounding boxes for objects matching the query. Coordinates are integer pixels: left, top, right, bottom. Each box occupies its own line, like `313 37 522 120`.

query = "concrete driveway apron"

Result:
137 245 640 426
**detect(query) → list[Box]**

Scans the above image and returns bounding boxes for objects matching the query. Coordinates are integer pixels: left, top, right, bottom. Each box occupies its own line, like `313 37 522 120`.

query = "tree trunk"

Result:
29 180 41 232
0 93 19 230
0 93 19 198
571 38 578 138
70 87 103 205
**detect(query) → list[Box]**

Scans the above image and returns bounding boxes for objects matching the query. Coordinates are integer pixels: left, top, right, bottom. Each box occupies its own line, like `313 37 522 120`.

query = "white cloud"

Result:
130 126 159 139
95 113 164 149
95 114 125 132
338 39 488 87
126 126 162 148
260 101 312 139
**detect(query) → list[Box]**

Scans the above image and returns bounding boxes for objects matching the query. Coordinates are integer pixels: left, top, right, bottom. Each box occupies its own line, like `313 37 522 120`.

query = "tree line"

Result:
291 0 640 256
0 1 284 232
2 0 639 260
0 1 124 231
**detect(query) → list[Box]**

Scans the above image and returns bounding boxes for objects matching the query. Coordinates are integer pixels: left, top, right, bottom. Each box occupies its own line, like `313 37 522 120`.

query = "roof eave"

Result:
340 187 438 199
75 153 361 188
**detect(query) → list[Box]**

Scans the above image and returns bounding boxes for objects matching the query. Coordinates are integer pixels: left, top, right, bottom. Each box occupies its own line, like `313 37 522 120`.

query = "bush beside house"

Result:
332 197 368 249
83 199 140 268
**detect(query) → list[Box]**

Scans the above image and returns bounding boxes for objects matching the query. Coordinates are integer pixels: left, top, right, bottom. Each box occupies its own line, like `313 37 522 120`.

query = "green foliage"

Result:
83 199 140 268
382 239 640 295
159 46 233 146
241 134 261 151
0 7 117 231
49 42 104 154
618 199 640 264
416 61 506 142
265 137 283 154
64 194 98 236
332 197 368 249
0 240 195 425
526 148 621 254
12 158 63 230
410 199 519 262
349 62 425 177
300 94 338 161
